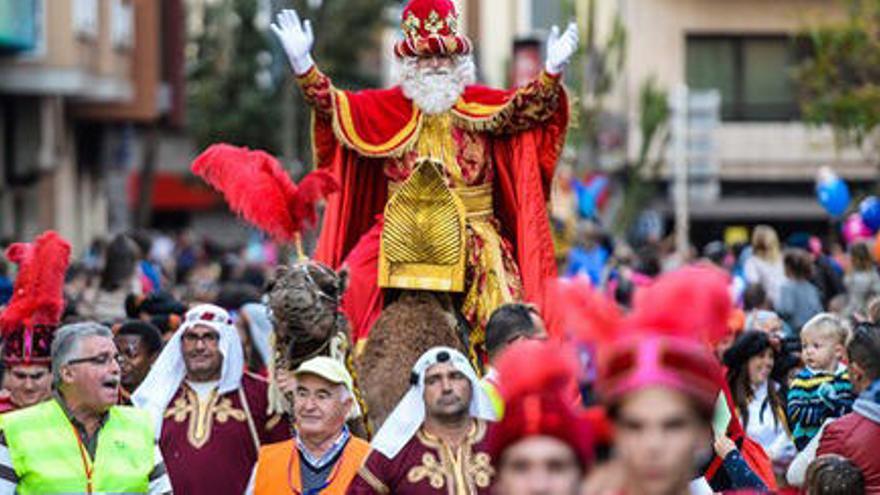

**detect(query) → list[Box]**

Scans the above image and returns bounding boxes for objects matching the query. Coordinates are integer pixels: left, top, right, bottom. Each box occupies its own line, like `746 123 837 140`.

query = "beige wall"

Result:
604 0 867 179
0 0 133 101
457 0 521 87
619 0 846 97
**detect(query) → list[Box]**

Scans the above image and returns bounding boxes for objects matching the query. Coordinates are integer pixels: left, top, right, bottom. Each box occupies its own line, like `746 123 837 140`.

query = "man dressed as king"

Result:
271 0 578 356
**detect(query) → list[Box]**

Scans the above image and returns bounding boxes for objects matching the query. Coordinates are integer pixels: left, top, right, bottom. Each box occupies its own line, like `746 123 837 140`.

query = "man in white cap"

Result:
349 346 497 494
247 356 370 494
132 304 289 495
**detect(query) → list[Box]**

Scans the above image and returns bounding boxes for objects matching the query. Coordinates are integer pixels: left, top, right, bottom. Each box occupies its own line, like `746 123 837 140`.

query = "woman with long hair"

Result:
77 234 143 322
724 331 796 476
744 225 786 306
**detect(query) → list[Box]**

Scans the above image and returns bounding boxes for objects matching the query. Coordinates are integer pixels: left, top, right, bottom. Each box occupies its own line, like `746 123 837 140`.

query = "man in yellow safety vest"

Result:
0 322 172 494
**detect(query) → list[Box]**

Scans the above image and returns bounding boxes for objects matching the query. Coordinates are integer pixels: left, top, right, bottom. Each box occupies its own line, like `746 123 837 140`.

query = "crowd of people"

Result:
0 218 878 495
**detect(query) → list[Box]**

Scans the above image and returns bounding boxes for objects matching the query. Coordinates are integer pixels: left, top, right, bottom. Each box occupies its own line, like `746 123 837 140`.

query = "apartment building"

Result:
602 0 871 239
0 0 184 250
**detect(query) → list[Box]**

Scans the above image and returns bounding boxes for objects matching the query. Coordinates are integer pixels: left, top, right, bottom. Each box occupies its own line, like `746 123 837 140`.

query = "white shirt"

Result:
186 380 220 400
745 382 795 464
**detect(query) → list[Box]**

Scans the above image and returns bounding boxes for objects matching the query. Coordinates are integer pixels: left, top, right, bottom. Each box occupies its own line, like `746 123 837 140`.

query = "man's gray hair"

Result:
51 322 114 386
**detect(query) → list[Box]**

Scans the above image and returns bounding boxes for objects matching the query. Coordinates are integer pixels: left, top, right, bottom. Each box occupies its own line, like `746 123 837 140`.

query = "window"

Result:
72 0 99 39
686 35 802 122
110 0 133 49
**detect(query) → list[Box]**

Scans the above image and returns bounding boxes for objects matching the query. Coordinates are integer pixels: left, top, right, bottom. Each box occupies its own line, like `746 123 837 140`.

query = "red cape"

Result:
311 83 568 341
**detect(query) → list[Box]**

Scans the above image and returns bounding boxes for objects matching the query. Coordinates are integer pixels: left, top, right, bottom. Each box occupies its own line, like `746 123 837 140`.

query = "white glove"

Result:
545 22 579 75
270 9 315 76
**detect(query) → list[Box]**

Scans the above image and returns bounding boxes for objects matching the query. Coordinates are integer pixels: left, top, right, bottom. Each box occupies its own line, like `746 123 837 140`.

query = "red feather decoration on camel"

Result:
191 143 339 242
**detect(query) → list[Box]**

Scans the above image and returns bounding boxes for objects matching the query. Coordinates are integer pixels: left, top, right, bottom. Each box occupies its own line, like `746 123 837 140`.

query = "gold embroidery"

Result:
425 10 443 34
468 452 494 489
165 396 194 423
415 113 462 186
164 387 249 450
407 452 447 489
358 465 390 495
413 420 493 495
379 159 467 293
214 397 247 423
402 12 421 38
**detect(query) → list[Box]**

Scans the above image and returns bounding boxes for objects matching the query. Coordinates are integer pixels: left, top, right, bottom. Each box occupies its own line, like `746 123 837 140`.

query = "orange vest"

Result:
254 436 370 495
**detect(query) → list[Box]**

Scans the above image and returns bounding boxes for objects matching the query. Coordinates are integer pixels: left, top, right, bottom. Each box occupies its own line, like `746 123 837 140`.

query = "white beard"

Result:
398 56 476 115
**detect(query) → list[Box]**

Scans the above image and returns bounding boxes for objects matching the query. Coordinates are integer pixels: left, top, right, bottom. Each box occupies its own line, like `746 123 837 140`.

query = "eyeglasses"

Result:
181 332 220 345
66 352 123 367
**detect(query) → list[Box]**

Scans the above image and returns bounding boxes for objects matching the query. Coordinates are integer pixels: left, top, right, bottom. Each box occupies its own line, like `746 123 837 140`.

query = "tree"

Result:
794 0 880 188
187 0 394 161
571 0 626 168
615 78 669 235
188 0 283 154
281 0 395 169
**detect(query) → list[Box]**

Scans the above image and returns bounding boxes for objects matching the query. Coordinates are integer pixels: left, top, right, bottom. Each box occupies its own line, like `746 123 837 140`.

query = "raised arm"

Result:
271 9 333 115
493 22 579 134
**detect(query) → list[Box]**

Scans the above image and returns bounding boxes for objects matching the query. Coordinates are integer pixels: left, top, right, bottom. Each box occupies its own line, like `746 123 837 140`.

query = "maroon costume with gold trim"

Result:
348 419 494 495
159 372 290 494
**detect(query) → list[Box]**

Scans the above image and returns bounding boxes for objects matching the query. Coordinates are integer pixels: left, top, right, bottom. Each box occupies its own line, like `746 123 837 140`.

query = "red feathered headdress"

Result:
0 231 71 366
487 340 594 468
554 266 731 411
191 143 339 242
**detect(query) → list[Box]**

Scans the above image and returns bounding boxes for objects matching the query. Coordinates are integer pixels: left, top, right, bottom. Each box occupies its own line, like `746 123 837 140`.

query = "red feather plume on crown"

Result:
191 143 339 242
0 231 71 365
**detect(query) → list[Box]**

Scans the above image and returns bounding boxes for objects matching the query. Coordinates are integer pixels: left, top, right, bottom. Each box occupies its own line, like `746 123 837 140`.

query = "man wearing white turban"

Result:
132 304 290 494
349 346 497 494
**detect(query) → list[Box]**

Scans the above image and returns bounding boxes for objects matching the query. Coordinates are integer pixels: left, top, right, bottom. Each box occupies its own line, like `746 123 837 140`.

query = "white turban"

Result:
132 303 245 437
370 346 496 459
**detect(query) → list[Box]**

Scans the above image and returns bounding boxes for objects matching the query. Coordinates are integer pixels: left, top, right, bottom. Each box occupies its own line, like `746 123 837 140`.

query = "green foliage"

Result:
615 78 669 234
637 77 670 174
297 0 393 89
284 0 395 164
794 0 880 149
571 13 627 149
188 0 282 153
187 0 394 156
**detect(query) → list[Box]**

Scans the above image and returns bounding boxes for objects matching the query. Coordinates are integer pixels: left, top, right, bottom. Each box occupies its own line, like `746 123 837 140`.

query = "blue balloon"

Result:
816 178 851 217
860 196 880 232
572 176 609 219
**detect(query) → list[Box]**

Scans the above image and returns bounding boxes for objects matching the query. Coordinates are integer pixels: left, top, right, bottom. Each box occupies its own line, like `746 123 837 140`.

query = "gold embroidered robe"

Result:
347 419 494 495
158 373 290 495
